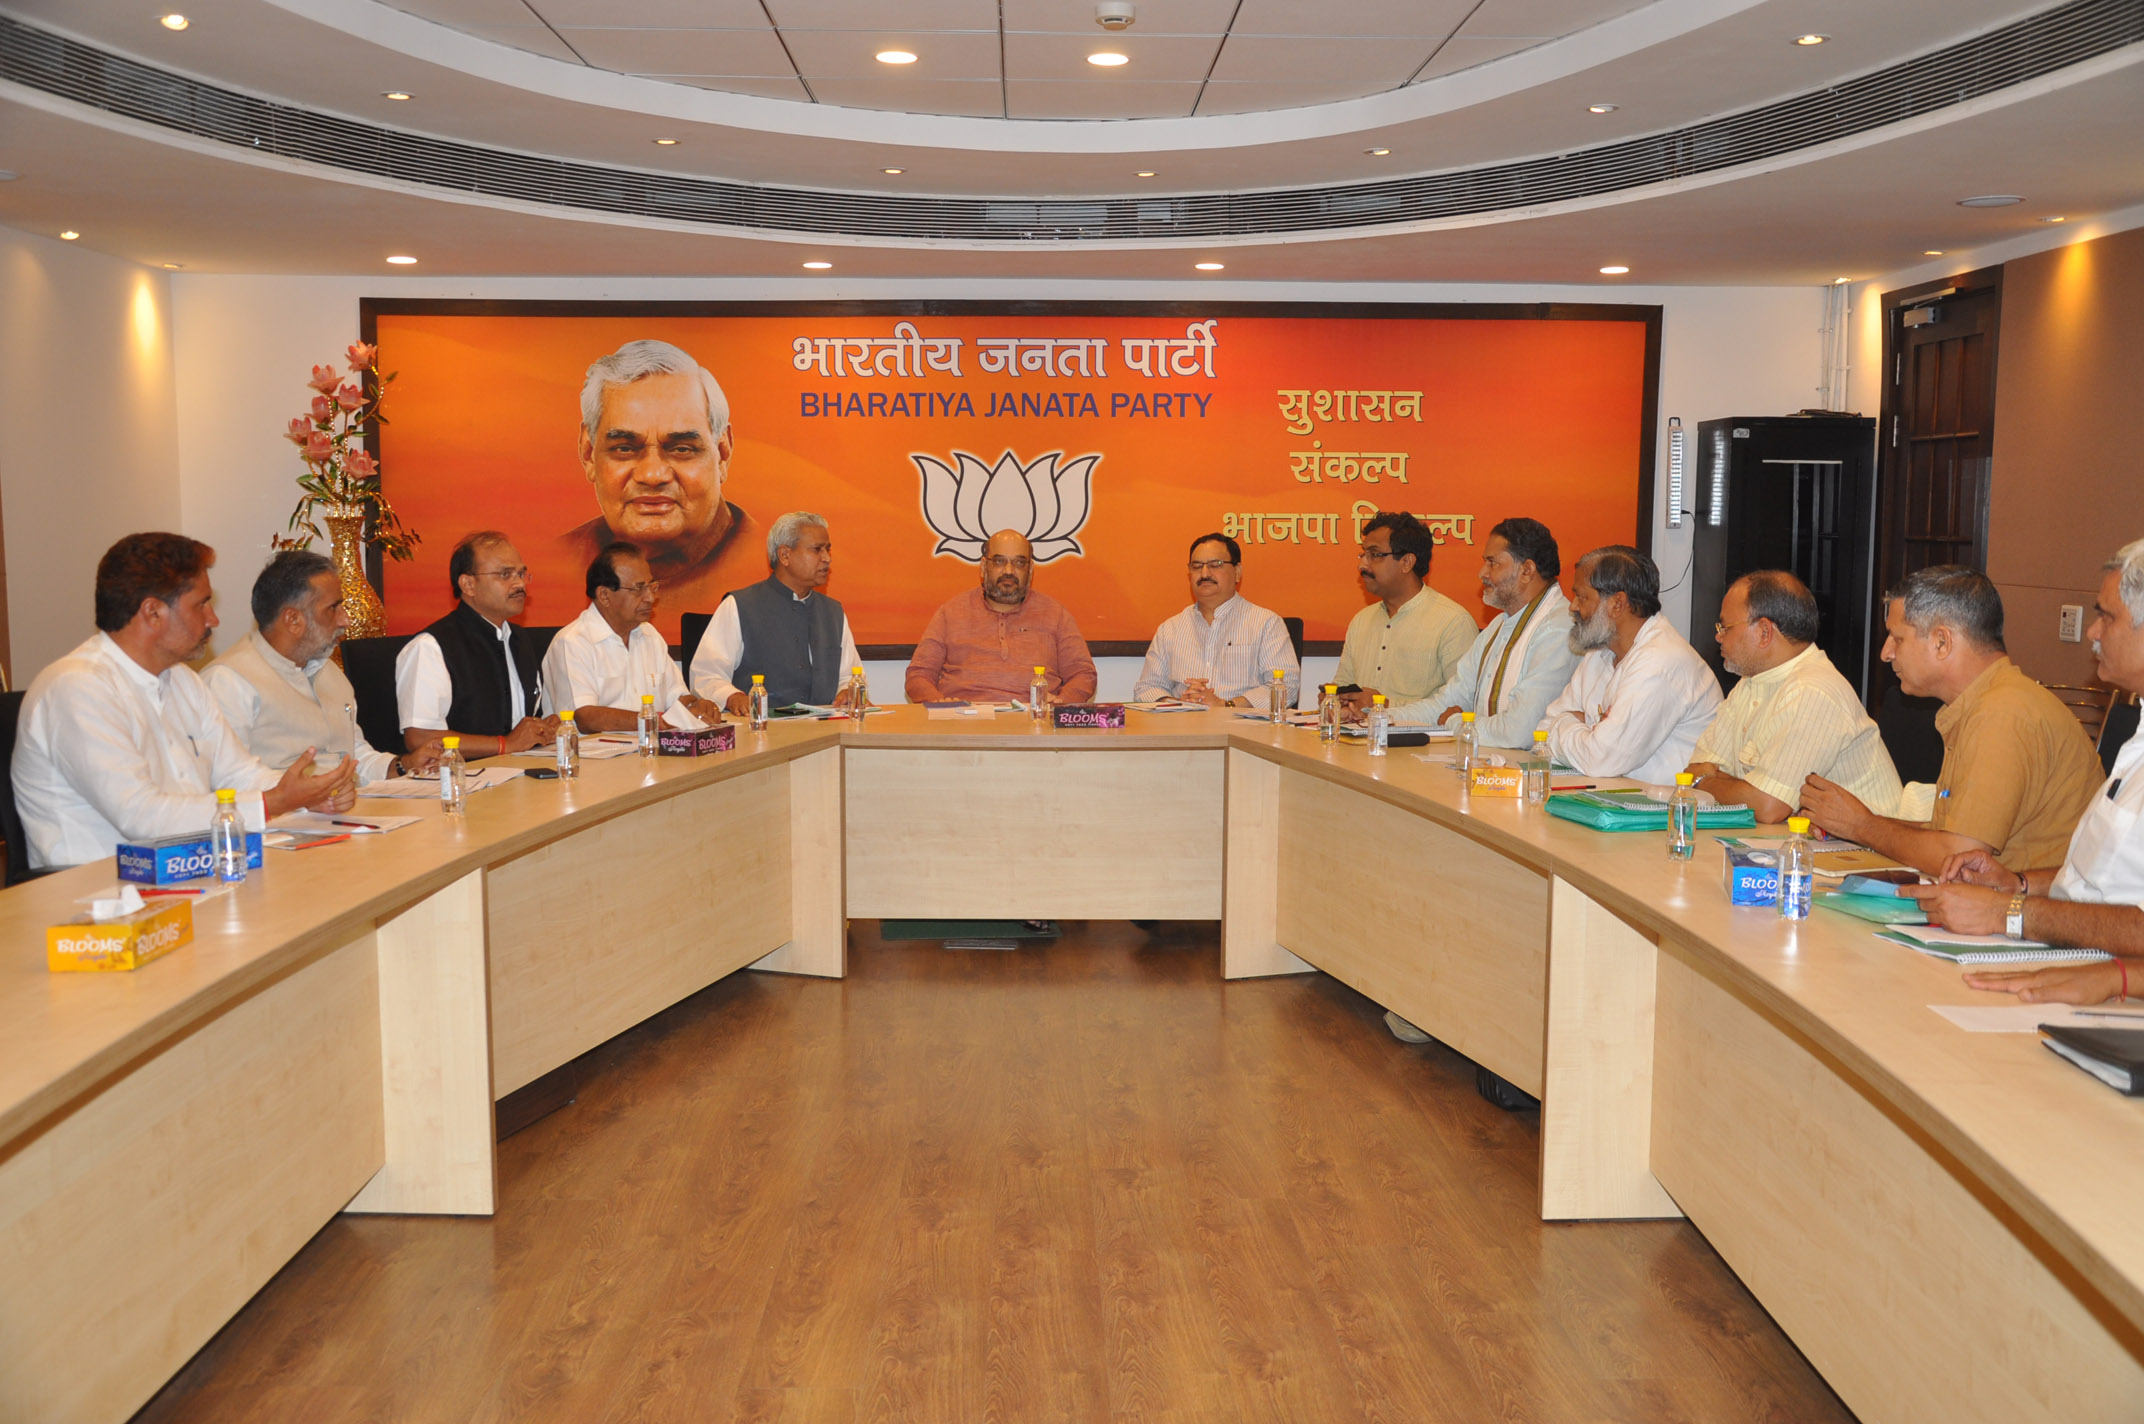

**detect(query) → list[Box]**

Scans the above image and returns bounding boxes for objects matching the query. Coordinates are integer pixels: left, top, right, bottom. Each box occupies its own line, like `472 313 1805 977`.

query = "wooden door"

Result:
1868 270 2002 778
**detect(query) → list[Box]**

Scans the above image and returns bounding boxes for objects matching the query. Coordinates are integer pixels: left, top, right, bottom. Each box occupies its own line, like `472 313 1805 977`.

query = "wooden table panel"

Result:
843 747 1225 919
1273 765 1549 1097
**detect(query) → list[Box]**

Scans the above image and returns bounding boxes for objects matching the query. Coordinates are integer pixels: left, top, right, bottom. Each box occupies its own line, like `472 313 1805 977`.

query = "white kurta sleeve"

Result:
689 598 747 705
1249 611 1301 707
394 634 453 732
1133 624 1178 702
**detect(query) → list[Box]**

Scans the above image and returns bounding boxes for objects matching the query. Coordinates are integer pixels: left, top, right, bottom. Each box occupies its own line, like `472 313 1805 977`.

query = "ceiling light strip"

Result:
0 0 2135 243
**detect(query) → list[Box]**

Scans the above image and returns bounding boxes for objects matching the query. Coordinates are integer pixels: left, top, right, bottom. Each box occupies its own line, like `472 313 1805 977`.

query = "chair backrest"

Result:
2102 692 2140 777
340 634 415 753
0 689 35 886
679 611 714 673
2040 682 2116 746
1282 616 1306 663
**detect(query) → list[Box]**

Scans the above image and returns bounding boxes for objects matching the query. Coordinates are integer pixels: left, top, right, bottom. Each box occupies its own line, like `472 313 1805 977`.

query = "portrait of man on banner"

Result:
560 339 762 613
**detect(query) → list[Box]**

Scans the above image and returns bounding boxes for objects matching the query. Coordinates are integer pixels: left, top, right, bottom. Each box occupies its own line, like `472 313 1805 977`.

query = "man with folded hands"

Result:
1134 531 1299 708
1912 539 2144 1004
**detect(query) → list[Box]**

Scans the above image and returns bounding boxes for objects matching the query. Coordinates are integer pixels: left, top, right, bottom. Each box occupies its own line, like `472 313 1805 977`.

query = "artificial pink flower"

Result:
307 364 341 395
344 448 376 479
304 431 334 461
335 382 365 412
346 341 378 371
310 394 335 421
285 416 312 445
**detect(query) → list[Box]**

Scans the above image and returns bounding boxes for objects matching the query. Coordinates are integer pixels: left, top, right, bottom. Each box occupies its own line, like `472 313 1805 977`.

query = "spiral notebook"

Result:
1875 926 2112 965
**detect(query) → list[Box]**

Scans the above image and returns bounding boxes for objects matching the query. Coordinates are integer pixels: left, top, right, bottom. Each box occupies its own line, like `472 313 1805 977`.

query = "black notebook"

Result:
2039 1024 2144 1096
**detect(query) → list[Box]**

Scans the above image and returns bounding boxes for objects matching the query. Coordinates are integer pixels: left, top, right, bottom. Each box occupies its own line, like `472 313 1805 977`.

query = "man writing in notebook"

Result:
1914 539 2144 1003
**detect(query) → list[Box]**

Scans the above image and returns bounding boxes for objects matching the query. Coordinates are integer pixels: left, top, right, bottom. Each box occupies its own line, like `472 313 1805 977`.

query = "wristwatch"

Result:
2004 891 2028 940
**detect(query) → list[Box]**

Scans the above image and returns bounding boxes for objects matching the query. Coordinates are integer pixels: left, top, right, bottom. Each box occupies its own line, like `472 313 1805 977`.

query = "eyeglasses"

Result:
615 580 661 596
473 567 530 582
1359 547 1402 561
1187 559 1237 572
984 556 1032 572
1714 619 1750 636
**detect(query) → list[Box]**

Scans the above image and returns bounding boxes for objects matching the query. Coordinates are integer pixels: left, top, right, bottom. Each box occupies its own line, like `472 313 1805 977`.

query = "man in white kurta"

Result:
1540 546 1721 783
206 550 431 786
13 533 357 870
1392 517 1576 744
1135 533 1300 707
543 543 725 731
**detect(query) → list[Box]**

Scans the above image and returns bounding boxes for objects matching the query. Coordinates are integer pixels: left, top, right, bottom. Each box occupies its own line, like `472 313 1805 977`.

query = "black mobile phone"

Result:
524 767 562 780
1333 683 1362 695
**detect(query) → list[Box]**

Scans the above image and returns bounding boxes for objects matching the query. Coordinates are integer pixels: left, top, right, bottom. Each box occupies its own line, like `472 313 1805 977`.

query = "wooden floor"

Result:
132 922 1855 1424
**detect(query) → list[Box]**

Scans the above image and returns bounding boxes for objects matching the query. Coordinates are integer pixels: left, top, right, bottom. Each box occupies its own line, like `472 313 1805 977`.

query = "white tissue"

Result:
87 884 146 921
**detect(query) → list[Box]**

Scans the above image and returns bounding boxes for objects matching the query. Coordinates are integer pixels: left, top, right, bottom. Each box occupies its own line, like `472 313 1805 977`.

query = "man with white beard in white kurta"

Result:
1539 544 1722 784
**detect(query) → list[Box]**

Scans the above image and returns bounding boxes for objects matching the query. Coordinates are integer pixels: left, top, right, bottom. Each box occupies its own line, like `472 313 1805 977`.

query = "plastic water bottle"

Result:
848 665 869 725
1780 816 1814 920
1523 729 1551 804
1317 683 1340 742
438 736 465 815
1030 666 1049 721
1367 694 1391 757
748 674 769 731
1267 669 1288 724
555 709 579 779
210 788 247 884
1668 771 1698 860
1454 711 1478 774
637 694 658 757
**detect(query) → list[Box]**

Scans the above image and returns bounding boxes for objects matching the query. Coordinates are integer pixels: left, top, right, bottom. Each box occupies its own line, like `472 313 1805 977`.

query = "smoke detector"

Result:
1096 2 1135 30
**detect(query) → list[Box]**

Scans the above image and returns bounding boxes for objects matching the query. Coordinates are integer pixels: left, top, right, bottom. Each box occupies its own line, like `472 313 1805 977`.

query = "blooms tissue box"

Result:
659 724 737 756
117 831 264 885
1468 764 1524 797
1051 703 1127 730
1717 837 1781 906
48 898 193 973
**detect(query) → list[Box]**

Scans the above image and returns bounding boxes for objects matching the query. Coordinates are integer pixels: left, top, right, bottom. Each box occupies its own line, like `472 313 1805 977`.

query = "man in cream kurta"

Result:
1540 546 1721 784
206 551 432 785
1686 572 1901 821
1392 517 1576 744
1335 511 1477 711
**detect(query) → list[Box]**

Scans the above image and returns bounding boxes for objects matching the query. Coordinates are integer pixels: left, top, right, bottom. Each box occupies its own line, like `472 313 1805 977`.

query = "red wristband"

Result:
2120 960 2129 1003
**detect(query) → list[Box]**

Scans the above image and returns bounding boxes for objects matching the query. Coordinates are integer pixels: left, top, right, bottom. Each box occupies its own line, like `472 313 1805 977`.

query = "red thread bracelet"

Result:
2121 960 2129 1003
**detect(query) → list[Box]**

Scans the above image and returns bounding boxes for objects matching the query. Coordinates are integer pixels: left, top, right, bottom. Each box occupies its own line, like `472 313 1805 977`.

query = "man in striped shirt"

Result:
1133 532 1300 708
1684 571 1902 822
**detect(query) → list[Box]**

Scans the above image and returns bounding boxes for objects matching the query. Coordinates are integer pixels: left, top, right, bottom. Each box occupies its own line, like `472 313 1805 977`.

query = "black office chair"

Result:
679 611 714 673
339 633 415 753
2102 692 2140 777
0 688 51 887
1282 616 1306 663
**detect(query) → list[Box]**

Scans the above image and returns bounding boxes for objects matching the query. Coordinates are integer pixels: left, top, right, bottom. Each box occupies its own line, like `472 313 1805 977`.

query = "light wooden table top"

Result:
6 705 2140 1331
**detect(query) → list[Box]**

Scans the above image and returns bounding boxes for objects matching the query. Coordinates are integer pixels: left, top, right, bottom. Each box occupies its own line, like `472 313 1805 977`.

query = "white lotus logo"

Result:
912 448 1099 562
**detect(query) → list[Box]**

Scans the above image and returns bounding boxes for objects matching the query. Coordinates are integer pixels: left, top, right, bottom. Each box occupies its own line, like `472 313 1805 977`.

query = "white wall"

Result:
161 273 1825 703
0 224 181 682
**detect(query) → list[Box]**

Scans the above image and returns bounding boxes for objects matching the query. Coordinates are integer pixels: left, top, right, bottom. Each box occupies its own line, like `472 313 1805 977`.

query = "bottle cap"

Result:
215 788 236 803
853 665 863 675
1372 694 1387 706
751 674 764 684
1533 729 1548 742
1675 772 1695 786
1323 683 1337 694
1034 665 1046 674
559 709 575 722
1788 816 1811 834
1272 668 1284 678
641 693 654 705
442 736 459 749
1460 712 1475 723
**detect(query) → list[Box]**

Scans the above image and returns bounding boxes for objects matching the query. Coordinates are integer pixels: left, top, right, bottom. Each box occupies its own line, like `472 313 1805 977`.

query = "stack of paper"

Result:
1875 925 2112 965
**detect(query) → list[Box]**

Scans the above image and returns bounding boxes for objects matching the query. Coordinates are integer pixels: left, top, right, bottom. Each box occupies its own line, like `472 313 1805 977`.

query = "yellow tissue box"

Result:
1468 764 1524 797
47 899 193 973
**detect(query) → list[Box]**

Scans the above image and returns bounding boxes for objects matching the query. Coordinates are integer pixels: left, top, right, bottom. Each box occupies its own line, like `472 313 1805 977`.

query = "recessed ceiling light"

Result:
382 91 412 101
2040 215 2067 224
385 254 417 265
1365 147 1391 156
1923 249 1944 256
1194 262 1224 271
1599 264 1628 275
59 230 79 241
1587 103 1618 114
1793 33 1827 45
160 13 189 30
1833 277 1850 285
802 260 833 269
1957 194 2023 207
654 137 679 146
162 262 183 270
1088 51 1129 66
876 50 917 64
882 167 904 174
1134 170 1157 178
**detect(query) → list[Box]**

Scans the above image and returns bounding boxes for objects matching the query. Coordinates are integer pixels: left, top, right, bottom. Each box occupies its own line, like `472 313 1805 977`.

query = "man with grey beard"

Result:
1538 545 1721 783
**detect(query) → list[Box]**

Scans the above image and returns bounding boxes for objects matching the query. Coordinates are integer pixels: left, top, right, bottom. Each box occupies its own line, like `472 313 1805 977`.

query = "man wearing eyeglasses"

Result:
905 529 1097 704
692 511 861 714
1335 511 1478 715
545 541 724 732
1133 532 1299 708
395 531 559 757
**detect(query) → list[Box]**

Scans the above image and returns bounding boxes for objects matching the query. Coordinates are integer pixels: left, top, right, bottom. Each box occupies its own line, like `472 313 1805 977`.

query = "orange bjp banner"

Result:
366 301 1658 649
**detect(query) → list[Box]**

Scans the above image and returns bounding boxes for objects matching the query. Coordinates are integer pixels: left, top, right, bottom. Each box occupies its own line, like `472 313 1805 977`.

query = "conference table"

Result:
4 707 2141 1423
